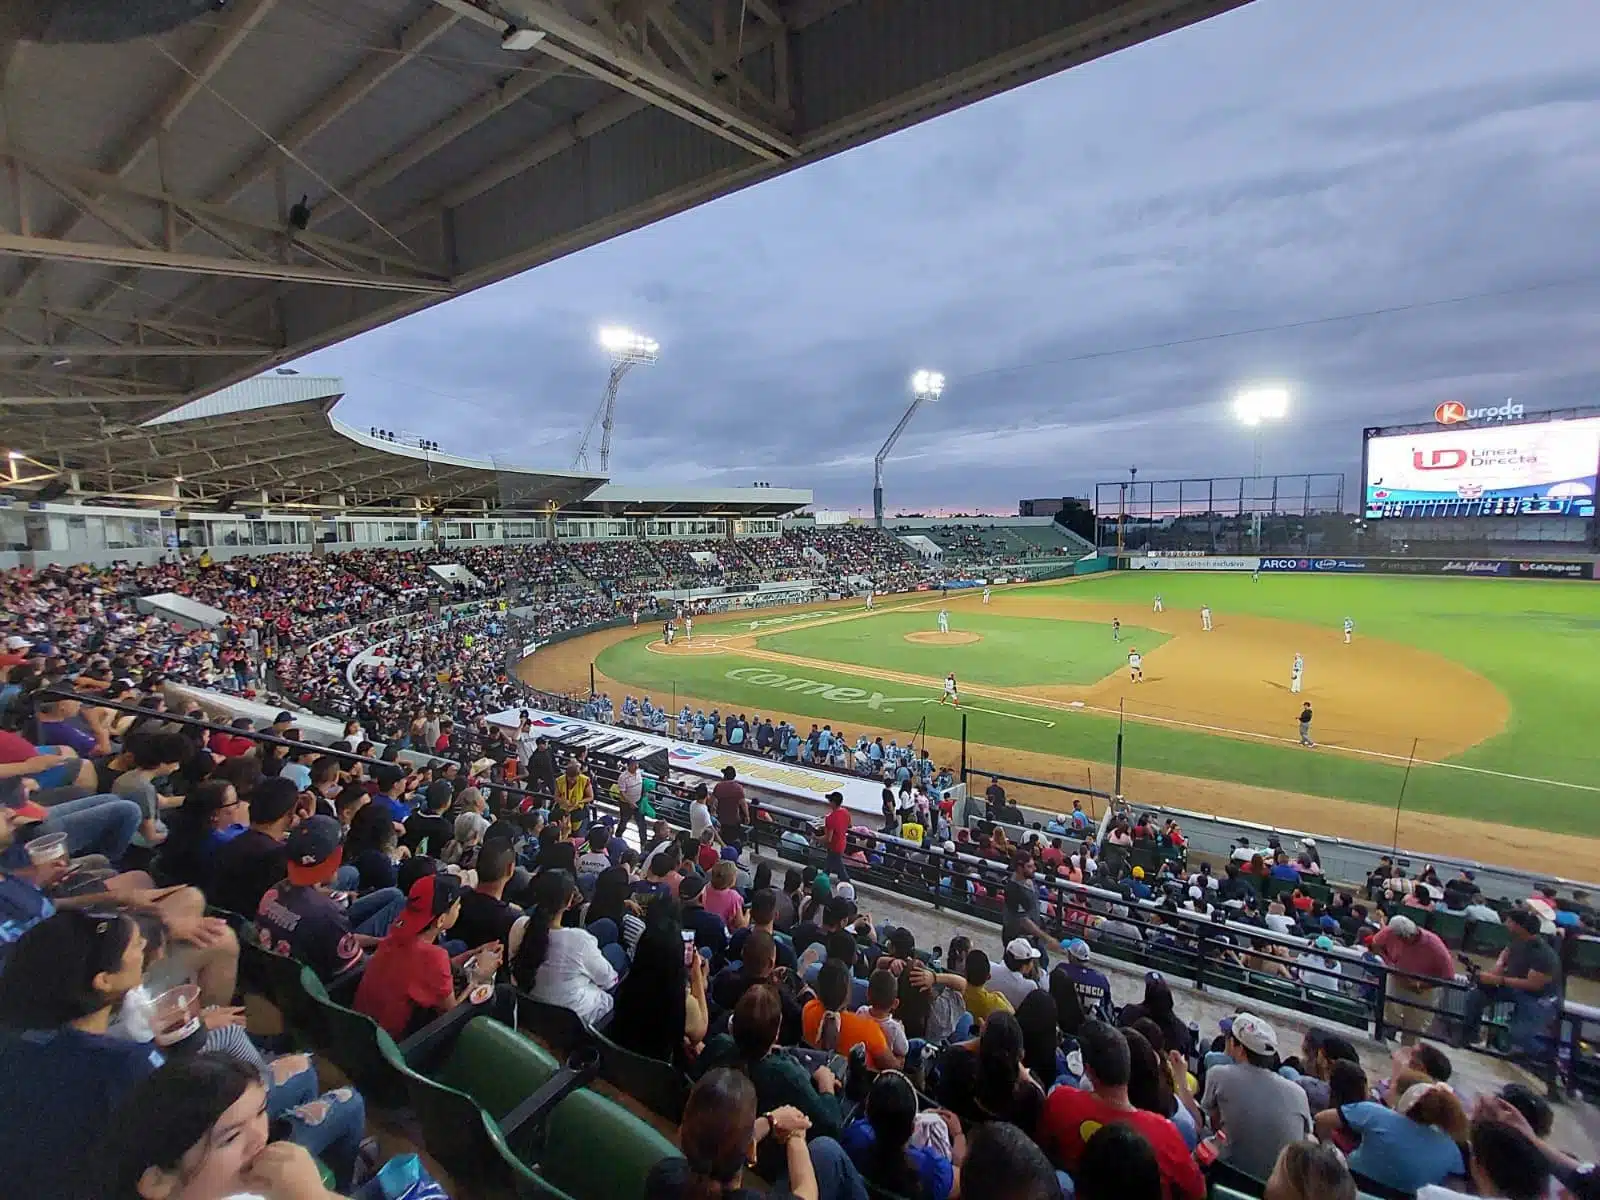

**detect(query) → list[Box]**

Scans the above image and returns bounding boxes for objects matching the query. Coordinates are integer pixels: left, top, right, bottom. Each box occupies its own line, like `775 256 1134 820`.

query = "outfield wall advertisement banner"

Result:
1122 555 1595 579
1363 416 1600 519
1127 556 1260 571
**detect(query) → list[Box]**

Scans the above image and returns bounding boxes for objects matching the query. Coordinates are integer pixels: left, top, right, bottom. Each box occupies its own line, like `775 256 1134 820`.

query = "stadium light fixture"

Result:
872 369 946 527
1232 385 1290 427
574 327 661 473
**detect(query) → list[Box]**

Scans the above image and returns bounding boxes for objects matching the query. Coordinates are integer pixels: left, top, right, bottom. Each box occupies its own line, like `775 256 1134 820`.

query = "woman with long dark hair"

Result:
610 905 708 1064
841 1071 959 1200
512 869 617 1023
938 1011 1045 1137
153 779 248 888
342 800 403 892
585 865 646 959
1117 972 1191 1057
1015 989 1066 1090
1125 1018 1198 1148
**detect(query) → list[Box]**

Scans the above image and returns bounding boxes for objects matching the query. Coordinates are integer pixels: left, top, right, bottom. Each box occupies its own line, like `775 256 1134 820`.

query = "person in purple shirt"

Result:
1269 852 1302 883
34 696 108 758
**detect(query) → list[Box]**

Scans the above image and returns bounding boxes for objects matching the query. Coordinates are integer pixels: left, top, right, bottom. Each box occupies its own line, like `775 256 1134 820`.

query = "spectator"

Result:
254 815 405 982
1197 1013 1312 1179
711 929 805 1046
1370 913 1453 1046
961 1122 1062 1200
585 864 646 959
990 938 1047 1009
1077 1123 1163 1200
1456 909 1562 1055
343 801 405 893
1015 989 1068 1090
1264 1140 1357 1200
940 1011 1046 1138
451 839 529 958
0 910 162 1197
703 859 748 928
1117 970 1192 1057
821 791 852 880
205 775 296 917
1050 940 1112 1024
1315 1071 1466 1193
1431 1115 1551 1200
713 765 749 845
511 868 617 1023
645 1067 863 1200
804 959 892 1068
402 779 455 856
610 909 709 1065
353 873 502 1038
842 1070 960 1200
1003 850 1064 961
1038 1020 1204 1200
962 949 1016 1020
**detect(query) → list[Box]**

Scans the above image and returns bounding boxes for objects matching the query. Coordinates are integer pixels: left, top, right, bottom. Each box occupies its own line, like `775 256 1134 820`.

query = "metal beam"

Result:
0 344 266 358
211 5 460 206
0 395 177 407
0 233 452 292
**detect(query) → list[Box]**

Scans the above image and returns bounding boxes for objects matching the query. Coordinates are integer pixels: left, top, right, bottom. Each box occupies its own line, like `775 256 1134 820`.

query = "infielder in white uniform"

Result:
865 588 874 610
1290 652 1304 694
1128 648 1144 683
684 615 693 644
937 609 950 634
1201 604 1213 632
1153 594 1163 613
1343 617 1354 644
941 673 959 705
982 587 991 604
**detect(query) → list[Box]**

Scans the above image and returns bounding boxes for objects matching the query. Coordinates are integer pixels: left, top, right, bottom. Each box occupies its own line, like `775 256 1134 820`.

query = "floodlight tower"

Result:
574 327 659 472
873 369 944 528
1232 385 1291 551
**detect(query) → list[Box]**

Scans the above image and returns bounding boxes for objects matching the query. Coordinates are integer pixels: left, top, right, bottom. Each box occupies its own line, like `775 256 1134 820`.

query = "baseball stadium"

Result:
1 1 1598 1193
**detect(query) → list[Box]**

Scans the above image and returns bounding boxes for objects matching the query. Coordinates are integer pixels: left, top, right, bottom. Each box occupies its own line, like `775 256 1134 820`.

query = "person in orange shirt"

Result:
802 960 892 1068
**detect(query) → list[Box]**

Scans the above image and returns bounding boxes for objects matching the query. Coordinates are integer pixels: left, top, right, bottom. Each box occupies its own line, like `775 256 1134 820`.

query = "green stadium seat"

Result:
593 1030 689 1123
537 1087 682 1200
240 939 324 1043
1300 879 1333 904
430 1017 563 1125
514 990 599 1054
403 1064 551 1200
1427 911 1466 950
298 968 413 1109
1467 920 1511 956
1573 936 1600 979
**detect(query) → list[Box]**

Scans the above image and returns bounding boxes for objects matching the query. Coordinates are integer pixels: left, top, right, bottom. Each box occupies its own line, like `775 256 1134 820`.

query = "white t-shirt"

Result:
690 800 714 839
617 770 644 805
530 927 619 1024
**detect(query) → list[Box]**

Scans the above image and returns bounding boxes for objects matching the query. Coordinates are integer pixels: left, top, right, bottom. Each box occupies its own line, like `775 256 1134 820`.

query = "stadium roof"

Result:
7 374 605 511
2 373 812 516
0 0 1244 441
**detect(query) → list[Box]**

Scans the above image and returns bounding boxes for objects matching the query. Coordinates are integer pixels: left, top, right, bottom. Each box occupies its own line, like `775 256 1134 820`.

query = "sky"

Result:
292 0 1600 515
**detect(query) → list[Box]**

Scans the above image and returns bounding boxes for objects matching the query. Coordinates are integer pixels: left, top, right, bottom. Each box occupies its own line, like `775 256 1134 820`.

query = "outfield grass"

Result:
592 573 1600 836
755 610 1168 686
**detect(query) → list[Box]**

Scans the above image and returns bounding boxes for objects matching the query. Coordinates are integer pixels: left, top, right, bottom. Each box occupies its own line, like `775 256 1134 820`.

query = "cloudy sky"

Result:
294 0 1600 514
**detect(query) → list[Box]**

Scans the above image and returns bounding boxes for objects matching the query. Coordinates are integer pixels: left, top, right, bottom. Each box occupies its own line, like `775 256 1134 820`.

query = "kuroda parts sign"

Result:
1126 556 1261 571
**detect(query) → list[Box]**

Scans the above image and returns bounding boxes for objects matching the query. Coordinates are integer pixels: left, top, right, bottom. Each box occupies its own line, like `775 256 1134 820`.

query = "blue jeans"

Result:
776 1136 866 1200
347 888 405 937
275 1082 367 1190
1459 983 1559 1054
40 793 142 860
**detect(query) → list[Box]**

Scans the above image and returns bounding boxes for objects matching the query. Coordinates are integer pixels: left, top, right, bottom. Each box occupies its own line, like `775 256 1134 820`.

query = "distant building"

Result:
1019 497 1087 517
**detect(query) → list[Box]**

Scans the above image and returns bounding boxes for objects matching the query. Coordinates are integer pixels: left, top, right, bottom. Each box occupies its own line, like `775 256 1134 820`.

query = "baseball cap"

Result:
389 873 463 940
834 881 857 903
1065 938 1090 962
1005 937 1041 962
1132 866 1145 879
1313 935 1336 951
272 710 294 725
4 635 30 650
284 815 343 884
1228 1012 1278 1056
679 874 707 902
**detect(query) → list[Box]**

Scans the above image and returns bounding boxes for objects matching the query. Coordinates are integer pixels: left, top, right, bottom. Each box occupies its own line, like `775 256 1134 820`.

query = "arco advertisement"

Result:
1363 416 1600 519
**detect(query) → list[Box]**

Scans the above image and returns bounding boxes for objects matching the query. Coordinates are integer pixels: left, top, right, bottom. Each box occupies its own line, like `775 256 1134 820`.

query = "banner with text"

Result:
1126 556 1261 571
1257 556 1594 579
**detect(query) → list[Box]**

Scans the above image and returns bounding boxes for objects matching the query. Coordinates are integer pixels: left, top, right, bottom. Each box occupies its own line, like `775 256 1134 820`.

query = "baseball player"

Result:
1343 617 1354 645
1298 702 1315 747
865 588 875 610
1290 652 1304 694
1152 594 1163 613
684 614 693 644
1252 565 1261 583
1128 648 1144 683
941 673 959 705
1111 617 1121 642
663 619 675 646
1201 604 1213 632
937 609 950 634
982 586 991 604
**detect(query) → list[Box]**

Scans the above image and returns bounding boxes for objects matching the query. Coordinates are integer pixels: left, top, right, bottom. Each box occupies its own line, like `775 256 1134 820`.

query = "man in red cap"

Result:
354 873 503 1037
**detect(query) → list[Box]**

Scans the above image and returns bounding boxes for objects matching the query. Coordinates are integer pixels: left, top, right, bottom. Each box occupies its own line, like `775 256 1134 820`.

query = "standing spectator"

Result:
821 791 852 881
713 765 750 846
1003 851 1064 963
1197 1013 1312 1179
1371 914 1454 1046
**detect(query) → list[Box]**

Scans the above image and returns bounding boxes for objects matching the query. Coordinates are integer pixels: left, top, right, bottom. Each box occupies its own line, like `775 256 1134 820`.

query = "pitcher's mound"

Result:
905 631 981 646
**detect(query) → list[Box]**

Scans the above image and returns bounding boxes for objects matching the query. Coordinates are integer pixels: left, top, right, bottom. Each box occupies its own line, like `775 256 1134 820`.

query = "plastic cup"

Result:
152 983 202 1046
25 832 68 866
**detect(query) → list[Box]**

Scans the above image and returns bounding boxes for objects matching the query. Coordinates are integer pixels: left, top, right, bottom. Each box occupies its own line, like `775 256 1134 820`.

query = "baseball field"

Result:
520 572 1600 876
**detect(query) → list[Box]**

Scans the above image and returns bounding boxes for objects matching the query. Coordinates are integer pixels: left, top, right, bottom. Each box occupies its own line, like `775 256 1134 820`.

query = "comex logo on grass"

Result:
725 667 930 713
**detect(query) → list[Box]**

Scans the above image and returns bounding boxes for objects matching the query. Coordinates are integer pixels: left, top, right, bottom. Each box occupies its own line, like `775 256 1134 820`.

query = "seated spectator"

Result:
577 824 614 878
341 801 406 893
679 874 731 963
842 1070 961 1200
1315 1071 1466 1193
92 1051 372 1198
1456 909 1562 1056
402 779 455 856
1117 970 1192 1057
961 1120 1063 1200
962 949 1015 1020
453 839 528 957
805 959 891 1067
1198 1012 1312 1179
254 815 405 982
1427 1105 1551 1200
1016 988 1070 1091
585 864 646 960
647 1066 864 1200
1279 1029 1360 1112
702 859 748 927
1038 1020 1203 1200
1077 1122 1163 1200
609 907 709 1064
633 844 682 909
939 1011 1046 1138
511 868 617 1023
990 938 1046 1009
205 775 296 917
354 872 502 1038
728 887 798 971
0 909 164 1197
1264 1140 1357 1200
1051 940 1112 1024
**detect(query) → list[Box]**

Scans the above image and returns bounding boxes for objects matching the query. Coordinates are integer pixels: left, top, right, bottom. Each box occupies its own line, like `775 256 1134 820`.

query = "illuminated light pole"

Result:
873 370 944 528
574 326 659 472
1233 385 1290 550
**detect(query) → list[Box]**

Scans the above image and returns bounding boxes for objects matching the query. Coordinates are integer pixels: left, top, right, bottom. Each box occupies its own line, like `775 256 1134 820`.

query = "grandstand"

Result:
886 515 1095 567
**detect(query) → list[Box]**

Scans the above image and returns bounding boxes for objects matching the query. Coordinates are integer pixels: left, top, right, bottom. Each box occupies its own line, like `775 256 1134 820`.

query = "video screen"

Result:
1364 417 1600 519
